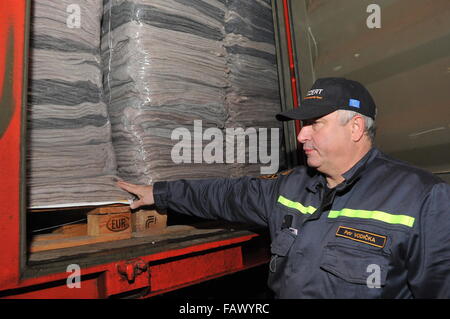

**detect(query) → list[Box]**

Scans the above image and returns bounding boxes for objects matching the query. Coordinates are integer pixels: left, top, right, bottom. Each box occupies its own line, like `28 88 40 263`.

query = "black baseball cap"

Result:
276 77 376 121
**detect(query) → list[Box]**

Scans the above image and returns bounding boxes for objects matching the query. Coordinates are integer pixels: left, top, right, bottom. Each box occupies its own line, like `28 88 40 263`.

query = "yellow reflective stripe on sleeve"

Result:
328 208 415 227
277 195 415 227
277 195 317 215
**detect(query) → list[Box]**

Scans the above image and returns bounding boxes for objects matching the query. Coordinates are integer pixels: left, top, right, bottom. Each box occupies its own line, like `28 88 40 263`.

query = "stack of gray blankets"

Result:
103 0 282 184
224 0 282 176
102 0 231 184
27 0 282 208
27 0 128 208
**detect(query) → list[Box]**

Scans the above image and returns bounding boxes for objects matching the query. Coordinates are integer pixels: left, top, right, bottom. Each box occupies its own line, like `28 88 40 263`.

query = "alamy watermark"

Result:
66 4 81 29
171 120 280 174
366 263 381 288
366 4 381 29
66 264 81 288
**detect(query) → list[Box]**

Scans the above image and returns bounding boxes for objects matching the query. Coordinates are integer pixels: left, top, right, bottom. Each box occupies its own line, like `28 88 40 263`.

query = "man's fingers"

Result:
116 181 135 187
116 181 152 209
130 198 144 210
116 181 139 195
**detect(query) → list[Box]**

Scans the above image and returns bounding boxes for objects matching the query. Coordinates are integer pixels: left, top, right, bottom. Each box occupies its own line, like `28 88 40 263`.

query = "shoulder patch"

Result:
280 169 294 176
258 169 294 180
258 173 278 180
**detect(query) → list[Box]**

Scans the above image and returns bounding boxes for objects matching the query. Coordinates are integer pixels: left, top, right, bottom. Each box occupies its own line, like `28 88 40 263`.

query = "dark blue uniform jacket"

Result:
153 148 450 298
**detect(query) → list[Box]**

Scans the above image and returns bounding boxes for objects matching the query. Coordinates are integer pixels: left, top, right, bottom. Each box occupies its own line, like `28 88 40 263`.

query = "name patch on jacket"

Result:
336 226 387 248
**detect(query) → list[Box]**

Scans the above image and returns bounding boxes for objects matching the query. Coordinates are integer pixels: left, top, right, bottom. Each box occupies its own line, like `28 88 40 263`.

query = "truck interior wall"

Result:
289 0 450 180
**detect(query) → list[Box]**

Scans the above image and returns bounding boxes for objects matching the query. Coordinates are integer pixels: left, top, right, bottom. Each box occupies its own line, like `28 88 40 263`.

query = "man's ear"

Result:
351 115 366 142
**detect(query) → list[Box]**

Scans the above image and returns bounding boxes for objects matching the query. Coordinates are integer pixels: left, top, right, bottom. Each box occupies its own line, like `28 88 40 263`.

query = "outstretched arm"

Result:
117 176 280 228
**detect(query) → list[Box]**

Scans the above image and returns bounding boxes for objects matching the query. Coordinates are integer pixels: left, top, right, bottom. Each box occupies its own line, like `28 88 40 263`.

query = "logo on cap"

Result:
304 88 324 100
307 89 324 96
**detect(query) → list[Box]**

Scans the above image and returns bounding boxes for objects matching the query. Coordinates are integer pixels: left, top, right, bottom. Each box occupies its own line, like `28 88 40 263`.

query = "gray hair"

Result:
337 110 376 142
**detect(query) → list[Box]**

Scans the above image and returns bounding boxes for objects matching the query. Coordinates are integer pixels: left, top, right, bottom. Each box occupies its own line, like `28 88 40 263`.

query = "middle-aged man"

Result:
117 77 450 298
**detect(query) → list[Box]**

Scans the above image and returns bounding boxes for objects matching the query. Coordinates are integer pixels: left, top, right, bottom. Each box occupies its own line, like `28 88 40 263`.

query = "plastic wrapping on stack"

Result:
102 0 232 184
224 0 284 176
27 0 129 208
103 0 283 183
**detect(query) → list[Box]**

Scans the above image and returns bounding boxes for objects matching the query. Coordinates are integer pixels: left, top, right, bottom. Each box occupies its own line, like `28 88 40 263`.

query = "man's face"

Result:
297 111 352 175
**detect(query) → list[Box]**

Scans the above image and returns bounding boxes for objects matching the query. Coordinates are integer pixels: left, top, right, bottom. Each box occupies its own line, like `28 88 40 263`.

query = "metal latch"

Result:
116 258 148 283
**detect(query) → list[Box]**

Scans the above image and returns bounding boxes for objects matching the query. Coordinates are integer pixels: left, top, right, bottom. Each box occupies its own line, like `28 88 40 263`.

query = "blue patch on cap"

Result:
349 99 360 108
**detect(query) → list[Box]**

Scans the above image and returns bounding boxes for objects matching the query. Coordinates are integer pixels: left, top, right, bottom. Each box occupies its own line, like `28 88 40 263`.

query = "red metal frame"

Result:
282 0 302 138
1 233 268 298
0 0 27 290
0 0 302 298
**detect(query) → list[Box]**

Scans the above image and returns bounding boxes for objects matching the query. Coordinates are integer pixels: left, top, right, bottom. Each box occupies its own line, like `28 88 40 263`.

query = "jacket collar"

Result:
306 147 379 193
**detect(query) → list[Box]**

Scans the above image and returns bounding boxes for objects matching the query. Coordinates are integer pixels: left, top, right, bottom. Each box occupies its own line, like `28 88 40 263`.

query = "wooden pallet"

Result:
132 209 167 233
29 205 167 253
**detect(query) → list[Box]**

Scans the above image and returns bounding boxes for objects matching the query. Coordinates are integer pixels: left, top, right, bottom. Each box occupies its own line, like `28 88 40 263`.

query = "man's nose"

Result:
297 125 310 144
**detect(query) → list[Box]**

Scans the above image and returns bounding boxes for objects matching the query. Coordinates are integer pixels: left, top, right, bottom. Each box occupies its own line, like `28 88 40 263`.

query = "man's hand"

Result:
116 181 154 209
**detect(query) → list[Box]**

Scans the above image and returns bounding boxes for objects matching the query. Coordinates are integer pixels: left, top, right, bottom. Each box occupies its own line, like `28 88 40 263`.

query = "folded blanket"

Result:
27 0 129 208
